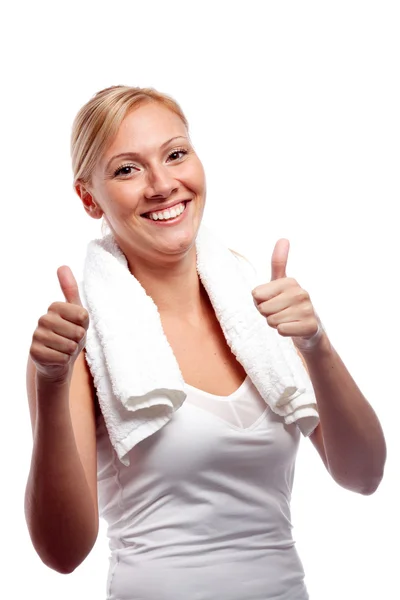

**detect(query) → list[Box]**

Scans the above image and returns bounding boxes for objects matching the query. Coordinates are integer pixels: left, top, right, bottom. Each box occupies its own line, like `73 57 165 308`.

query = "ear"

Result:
75 181 104 220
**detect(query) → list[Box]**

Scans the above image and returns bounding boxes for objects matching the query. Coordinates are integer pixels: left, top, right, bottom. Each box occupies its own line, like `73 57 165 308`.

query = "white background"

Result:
1 1 398 598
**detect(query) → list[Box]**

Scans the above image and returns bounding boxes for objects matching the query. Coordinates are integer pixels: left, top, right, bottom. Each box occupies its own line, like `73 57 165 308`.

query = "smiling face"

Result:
81 101 207 265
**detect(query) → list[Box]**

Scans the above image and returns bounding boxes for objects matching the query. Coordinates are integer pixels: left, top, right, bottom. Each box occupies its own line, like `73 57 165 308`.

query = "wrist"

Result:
36 370 72 389
293 317 330 355
35 373 71 414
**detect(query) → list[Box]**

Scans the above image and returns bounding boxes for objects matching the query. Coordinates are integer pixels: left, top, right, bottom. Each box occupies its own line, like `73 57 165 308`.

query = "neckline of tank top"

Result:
183 374 252 401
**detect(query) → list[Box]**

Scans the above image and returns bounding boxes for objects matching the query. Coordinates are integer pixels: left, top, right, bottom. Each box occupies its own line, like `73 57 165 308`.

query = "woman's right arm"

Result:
24 267 99 574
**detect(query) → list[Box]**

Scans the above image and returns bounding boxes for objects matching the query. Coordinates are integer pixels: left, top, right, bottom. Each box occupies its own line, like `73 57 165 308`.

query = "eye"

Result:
113 164 137 177
167 148 188 162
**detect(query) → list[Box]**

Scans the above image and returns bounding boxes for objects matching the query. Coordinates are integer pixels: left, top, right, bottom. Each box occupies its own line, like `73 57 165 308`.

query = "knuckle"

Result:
59 352 71 365
48 301 61 313
79 308 89 325
29 341 40 359
304 305 314 317
67 339 79 354
295 288 309 302
74 325 86 342
33 325 46 341
38 314 51 328
74 307 89 326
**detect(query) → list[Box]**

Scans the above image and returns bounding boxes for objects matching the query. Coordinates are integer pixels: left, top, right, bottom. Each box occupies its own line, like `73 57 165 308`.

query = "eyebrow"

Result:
105 136 189 172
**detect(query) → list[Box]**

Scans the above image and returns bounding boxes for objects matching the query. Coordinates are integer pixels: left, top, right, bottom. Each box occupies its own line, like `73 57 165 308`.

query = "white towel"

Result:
80 222 319 466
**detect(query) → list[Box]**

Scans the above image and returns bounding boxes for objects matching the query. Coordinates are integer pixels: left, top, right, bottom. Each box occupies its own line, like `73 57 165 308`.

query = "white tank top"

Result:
96 375 310 600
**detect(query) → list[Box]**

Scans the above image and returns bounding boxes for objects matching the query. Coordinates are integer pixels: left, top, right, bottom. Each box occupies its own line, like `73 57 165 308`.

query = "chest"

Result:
160 311 247 396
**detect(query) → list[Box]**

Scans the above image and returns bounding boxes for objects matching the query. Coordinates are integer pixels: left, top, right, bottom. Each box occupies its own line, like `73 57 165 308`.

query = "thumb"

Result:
57 266 83 306
271 238 290 281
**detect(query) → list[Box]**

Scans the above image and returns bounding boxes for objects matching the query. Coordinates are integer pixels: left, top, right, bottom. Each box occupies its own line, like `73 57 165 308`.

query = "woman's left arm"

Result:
296 332 386 496
251 238 387 496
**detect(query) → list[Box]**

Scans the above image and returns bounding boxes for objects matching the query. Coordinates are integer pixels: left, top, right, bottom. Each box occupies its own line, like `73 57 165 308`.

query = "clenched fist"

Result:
252 239 324 352
30 266 89 382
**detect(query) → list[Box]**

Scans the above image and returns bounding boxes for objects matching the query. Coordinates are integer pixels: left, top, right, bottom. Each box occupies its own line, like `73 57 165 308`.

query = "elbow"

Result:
333 470 385 496
51 554 90 574
359 472 385 496
27 521 99 575
360 450 387 495
42 560 80 576
48 561 79 575
39 538 97 575
330 445 387 496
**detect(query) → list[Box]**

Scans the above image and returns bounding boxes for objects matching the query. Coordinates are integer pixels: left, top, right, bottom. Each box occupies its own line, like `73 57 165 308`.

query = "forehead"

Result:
109 102 186 153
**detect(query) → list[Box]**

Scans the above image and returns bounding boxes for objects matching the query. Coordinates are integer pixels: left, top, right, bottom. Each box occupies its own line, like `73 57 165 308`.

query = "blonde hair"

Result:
71 85 189 186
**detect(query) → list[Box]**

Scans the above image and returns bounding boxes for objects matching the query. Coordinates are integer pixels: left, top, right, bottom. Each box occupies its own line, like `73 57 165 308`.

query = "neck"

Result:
127 249 211 327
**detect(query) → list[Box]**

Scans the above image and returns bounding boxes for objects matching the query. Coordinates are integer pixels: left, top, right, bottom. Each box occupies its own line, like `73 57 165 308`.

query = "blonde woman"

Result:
25 86 387 600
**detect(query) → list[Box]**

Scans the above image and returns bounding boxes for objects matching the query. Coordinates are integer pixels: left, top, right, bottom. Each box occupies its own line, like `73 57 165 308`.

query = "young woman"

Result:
25 85 386 599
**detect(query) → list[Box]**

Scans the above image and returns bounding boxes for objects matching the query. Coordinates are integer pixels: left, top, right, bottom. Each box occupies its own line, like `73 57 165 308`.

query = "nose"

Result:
143 163 178 199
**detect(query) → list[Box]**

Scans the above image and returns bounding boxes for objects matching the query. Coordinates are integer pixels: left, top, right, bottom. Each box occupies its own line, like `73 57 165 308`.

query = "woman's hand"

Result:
29 266 89 383
251 239 323 352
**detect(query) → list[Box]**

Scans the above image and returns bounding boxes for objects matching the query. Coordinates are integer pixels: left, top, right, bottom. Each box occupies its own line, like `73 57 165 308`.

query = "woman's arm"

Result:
251 238 387 496
25 352 99 574
297 333 387 495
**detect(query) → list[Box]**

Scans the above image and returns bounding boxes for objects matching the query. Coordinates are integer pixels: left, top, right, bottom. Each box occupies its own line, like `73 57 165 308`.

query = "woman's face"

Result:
85 102 206 264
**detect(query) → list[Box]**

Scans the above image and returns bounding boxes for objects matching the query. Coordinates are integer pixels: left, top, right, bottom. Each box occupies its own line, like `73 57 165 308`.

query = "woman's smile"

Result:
142 200 191 226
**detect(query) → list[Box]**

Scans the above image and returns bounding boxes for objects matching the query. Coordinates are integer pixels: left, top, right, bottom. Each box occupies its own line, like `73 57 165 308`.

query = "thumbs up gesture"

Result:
251 239 323 352
30 266 90 382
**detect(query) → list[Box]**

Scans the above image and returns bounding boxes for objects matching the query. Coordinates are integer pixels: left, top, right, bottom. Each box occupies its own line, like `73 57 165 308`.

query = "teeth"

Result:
148 202 186 221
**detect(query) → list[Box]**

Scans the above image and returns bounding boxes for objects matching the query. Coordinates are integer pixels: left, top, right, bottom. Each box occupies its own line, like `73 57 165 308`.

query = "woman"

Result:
25 86 387 599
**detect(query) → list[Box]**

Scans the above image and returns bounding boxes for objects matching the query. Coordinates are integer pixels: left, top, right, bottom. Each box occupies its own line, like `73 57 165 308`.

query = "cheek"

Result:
183 159 206 193
104 182 141 212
